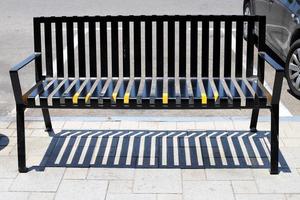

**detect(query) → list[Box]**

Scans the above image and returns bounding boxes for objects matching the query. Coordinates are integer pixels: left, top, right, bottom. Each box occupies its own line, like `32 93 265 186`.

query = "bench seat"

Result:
25 77 270 108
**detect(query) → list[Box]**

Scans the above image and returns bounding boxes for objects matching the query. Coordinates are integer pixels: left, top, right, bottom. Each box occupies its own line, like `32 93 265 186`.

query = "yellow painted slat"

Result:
85 93 91 103
201 94 207 105
72 93 80 104
124 92 130 104
214 91 219 101
163 93 168 104
112 92 117 102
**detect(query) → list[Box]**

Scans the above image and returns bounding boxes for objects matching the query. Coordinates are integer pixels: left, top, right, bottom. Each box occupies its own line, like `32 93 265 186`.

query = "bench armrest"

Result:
9 53 41 105
258 52 284 72
258 52 284 105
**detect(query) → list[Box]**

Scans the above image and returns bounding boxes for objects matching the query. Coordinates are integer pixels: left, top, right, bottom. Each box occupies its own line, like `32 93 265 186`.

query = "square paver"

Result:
28 192 55 200
205 169 253 180
231 180 258 194
256 176 300 193
133 169 182 193
235 194 286 200
10 168 65 192
56 179 108 200
63 168 88 179
182 169 206 181
0 192 30 200
108 180 133 193
157 194 182 200
87 168 135 180
0 179 14 191
106 194 156 200
183 181 234 200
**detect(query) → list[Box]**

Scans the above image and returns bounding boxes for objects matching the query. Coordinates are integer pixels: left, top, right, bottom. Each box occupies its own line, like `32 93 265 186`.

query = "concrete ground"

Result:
0 117 300 200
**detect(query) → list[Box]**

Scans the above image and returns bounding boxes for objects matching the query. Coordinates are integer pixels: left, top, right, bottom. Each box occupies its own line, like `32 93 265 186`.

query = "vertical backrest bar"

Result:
122 20 130 77
224 20 232 77
66 20 75 77
33 18 42 82
235 19 243 77
89 20 97 77
100 20 108 77
77 20 86 77
168 20 175 77
156 20 164 77
258 16 266 83
201 19 209 77
134 20 141 77
190 19 198 78
111 20 119 77
213 20 220 77
246 20 255 77
44 21 53 77
55 21 64 77
145 20 153 77
179 20 186 77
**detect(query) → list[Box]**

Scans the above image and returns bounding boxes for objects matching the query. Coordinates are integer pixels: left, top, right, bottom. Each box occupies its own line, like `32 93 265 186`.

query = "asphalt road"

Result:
1 0 299 119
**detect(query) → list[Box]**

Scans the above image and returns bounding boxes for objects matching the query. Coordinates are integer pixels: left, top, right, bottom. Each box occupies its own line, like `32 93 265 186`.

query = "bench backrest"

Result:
33 15 266 82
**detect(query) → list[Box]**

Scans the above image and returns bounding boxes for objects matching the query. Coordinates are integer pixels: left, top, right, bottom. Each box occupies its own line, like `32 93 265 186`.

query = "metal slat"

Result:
111 78 124 103
124 78 134 104
98 78 112 104
44 21 53 77
190 20 198 78
156 20 164 77
213 20 221 77
186 79 194 105
35 79 56 106
202 20 209 77
60 79 79 105
150 78 157 105
89 21 97 77
39 79 62 106
33 19 42 82
137 78 145 104
179 20 186 77
231 78 247 107
175 78 181 104
66 21 75 77
246 20 254 77
111 21 119 77
84 78 101 104
197 78 207 106
235 19 244 77
72 79 90 104
134 20 141 77
145 20 153 77
78 21 86 77
224 20 232 77
163 78 168 104
100 21 108 77
55 21 64 77
47 79 68 106
123 20 130 77
168 21 175 77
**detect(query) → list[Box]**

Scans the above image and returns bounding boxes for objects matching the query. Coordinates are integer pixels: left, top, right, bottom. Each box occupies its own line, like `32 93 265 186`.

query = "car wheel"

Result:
286 39 300 98
243 1 252 39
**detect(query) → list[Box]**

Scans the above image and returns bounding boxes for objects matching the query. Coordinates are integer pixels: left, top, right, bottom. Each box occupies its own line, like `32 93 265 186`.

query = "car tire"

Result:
285 39 300 98
243 1 252 39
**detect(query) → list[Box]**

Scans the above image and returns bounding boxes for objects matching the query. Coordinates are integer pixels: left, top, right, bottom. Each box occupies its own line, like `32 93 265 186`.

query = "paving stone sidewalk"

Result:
0 118 300 200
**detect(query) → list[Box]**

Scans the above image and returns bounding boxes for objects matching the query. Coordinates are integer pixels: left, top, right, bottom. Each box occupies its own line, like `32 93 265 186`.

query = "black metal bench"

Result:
10 15 284 174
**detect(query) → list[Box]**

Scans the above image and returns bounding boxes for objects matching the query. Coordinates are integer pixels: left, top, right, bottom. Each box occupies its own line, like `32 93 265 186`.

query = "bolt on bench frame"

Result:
10 15 284 174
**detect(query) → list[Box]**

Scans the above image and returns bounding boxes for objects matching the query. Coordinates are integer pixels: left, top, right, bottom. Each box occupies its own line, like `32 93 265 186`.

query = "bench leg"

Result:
270 104 279 174
16 105 28 173
250 108 259 132
42 108 52 132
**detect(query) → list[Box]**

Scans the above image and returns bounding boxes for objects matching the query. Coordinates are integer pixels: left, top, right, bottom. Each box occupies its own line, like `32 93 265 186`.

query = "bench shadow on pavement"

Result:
31 130 290 173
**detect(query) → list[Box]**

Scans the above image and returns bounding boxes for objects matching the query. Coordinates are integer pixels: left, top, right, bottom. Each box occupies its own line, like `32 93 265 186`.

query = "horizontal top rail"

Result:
34 15 264 23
